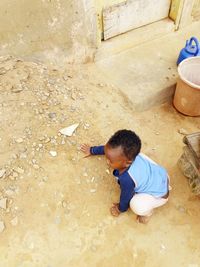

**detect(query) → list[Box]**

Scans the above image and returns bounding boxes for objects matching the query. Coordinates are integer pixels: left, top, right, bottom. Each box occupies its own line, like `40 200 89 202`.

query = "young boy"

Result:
81 129 169 224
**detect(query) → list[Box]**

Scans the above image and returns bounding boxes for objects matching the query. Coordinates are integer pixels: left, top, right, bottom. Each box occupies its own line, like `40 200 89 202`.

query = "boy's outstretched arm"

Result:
80 144 92 157
81 144 105 157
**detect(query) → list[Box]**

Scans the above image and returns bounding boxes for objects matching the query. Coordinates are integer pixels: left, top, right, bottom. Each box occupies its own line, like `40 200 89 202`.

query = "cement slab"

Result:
95 21 200 111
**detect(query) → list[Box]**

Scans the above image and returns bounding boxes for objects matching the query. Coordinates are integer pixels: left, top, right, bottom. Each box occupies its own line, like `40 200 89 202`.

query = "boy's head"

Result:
105 129 141 170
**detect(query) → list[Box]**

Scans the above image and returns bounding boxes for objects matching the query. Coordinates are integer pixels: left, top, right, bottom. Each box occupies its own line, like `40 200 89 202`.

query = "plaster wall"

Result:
0 0 97 64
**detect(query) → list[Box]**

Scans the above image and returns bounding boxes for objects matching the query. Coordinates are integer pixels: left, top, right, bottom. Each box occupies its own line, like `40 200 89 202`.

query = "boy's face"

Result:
104 144 132 170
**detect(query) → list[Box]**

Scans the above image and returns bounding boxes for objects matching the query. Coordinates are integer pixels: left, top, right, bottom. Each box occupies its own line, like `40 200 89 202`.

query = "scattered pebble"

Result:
98 83 104 87
11 217 18 226
5 189 15 196
33 164 40 170
15 167 24 174
106 169 110 174
160 244 166 251
49 151 57 157
15 138 23 143
0 169 6 178
0 198 7 210
54 215 61 225
178 128 188 135
90 189 96 193
48 112 56 119
0 221 5 233
176 205 186 213
62 201 67 208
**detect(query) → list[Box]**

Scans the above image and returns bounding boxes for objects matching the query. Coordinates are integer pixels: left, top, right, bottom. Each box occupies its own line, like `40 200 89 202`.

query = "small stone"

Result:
12 153 18 159
33 164 40 170
54 215 61 225
5 189 14 196
44 137 51 143
71 92 77 100
32 142 37 147
178 128 188 135
98 83 104 87
19 153 27 159
11 216 18 226
49 151 57 157
106 169 110 174
42 176 48 182
15 167 24 174
12 87 23 93
61 139 65 145
9 176 15 181
28 242 35 250
0 169 6 178
48 112 56 119
12 172 19 178
62 201 67 208
160 244 166 251
16 138 23 143
177 205 186 213
0 221 5 233
32 159 37 164
0 198 7 210
90 189 96 193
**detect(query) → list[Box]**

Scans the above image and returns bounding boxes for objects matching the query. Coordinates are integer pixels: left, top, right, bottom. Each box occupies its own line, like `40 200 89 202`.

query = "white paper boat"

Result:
59 123 79 136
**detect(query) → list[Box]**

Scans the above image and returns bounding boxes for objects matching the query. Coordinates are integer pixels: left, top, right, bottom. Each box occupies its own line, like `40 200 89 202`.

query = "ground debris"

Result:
11 216 18 226
0 169 6 178
49 151 57 157
178 128 188 135
0 198 7 210
0 221 5 233
15 138 24 144
90 189 96 193
59 123 79 136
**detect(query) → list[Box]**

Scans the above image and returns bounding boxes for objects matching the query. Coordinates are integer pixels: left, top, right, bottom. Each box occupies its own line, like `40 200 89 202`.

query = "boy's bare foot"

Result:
136 215 151 224
110 203 121 217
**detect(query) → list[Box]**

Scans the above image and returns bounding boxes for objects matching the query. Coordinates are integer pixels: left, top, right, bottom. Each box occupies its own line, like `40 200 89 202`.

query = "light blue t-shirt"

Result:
128 153 168 197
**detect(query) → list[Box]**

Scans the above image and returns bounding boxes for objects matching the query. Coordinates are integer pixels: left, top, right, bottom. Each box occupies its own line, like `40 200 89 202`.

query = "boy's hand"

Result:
110 203 121 217
80 144 91 157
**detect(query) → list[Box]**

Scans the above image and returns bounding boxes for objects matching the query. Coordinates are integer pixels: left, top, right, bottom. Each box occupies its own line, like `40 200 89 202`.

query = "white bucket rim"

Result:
178 56 200 90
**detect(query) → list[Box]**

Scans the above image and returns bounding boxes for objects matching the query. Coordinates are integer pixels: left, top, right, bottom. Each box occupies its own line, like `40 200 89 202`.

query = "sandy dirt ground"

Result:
0 56 200 267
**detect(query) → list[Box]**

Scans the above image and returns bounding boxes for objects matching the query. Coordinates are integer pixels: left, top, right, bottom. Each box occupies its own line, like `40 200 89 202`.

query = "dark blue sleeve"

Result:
90 145 105 155
118 172 135 212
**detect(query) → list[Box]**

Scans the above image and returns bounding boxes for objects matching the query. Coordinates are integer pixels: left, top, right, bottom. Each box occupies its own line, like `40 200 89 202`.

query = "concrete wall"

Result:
0 0 97 65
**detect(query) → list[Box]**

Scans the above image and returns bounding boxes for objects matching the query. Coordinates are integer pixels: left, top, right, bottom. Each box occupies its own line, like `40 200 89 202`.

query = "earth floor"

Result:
0 56 200 267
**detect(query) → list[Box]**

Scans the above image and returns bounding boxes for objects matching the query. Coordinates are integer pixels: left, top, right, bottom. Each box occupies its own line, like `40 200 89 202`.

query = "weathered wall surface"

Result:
0 0 97 65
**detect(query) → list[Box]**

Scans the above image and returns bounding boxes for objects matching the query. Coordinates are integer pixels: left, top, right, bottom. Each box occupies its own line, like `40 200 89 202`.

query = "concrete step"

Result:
95 21 200 111
95 18 175 62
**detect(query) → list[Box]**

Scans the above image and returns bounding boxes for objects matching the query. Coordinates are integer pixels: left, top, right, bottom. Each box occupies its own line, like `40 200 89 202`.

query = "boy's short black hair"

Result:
107 129 141 160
